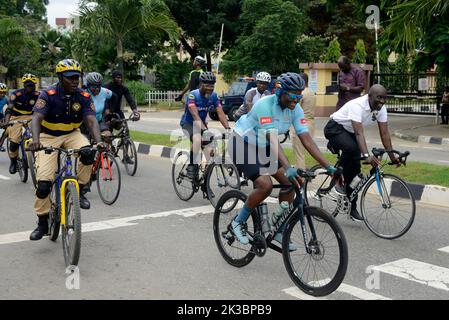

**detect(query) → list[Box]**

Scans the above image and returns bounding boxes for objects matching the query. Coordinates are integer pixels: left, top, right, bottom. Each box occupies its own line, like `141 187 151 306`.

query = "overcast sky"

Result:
46 0 79 27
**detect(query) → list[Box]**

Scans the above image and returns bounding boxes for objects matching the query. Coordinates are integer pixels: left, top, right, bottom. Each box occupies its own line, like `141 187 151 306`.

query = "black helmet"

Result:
276 72 305 92
199 72 216 84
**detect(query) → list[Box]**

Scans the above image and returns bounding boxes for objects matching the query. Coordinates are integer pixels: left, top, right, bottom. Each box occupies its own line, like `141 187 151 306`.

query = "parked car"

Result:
208 77 276 121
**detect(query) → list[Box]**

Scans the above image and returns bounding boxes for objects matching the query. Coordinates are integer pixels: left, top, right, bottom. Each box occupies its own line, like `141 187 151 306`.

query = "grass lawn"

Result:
131 130 449 187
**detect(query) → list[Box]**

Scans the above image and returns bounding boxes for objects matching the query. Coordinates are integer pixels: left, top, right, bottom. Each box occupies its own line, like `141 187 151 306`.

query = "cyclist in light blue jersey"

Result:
84 72 114 141
229 72 338 249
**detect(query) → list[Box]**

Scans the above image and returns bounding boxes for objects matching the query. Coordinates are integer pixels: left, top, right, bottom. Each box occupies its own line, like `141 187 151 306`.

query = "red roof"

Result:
55 18 67 26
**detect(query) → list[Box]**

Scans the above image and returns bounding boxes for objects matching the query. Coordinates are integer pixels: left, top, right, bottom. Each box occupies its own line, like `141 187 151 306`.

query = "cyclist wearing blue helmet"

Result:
229 72 337 248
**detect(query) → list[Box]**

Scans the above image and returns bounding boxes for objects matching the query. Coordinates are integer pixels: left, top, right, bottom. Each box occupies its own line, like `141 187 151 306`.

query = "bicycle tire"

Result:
206 163 241 210
48 188 61 242
27 150 37 189
213 190 256 268
96 152 121 205
360 173 416 240
122 139 138 176
18 146 28 183
304 164 340 217
172 151 195 201
283 206 348 297
62 182 82 266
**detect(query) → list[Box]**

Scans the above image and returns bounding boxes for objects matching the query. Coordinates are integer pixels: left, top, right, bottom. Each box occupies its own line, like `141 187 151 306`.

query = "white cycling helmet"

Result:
256 71 271 83
85 72 103 85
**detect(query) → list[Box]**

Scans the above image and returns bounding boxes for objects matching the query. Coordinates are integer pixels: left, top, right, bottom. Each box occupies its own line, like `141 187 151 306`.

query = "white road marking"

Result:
438 160 449 164
283 283 391 300
0 174 11 180
373 258 449 291
0 205 214 246
437 246 449 253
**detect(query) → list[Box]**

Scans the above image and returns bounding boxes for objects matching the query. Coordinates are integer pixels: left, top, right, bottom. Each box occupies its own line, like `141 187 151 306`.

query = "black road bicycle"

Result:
213 169 348 297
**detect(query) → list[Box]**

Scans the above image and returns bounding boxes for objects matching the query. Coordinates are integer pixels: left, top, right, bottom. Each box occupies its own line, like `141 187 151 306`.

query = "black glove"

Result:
175 94 183 102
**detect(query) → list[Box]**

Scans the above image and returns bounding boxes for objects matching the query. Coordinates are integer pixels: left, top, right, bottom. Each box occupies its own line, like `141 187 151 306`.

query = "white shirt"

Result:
330 94 387 133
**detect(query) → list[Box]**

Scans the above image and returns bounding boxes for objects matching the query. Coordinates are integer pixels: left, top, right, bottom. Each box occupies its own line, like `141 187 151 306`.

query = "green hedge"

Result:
126 81 154 105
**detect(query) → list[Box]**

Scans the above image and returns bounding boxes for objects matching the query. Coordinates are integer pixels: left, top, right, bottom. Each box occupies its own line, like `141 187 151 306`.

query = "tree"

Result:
38 29 67 74
322 37 342 63
164 0 242 70
0 0 47 20
155 55 191 90
0 17 40 81
296 35 328 63
78 0 178 75
221 0 306 80
353 39 367 64
382 0 449 54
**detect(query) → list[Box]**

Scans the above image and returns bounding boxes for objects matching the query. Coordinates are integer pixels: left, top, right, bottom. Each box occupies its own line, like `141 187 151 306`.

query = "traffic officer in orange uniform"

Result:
28 59 105 241
1 74 40 174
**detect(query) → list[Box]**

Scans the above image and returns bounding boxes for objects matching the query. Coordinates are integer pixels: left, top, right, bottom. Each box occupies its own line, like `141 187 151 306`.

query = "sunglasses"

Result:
287 92 303 101
89 84 101 89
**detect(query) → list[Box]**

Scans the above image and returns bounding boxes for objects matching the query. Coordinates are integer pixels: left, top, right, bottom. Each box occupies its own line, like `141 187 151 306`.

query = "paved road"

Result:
1 152 449 300
129 111 449 166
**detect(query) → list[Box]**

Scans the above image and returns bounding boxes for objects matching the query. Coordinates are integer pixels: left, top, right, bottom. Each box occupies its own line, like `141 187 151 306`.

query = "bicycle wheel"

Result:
283 206 348 297
206 163 241 209
48 187 61 242
172 151 195 201
361 173 416 239
62 182 82 266
122 139 138 176
27 150 37 189
213 190 256 268
96 152 121 205
17 146 28 183
304 165 340 217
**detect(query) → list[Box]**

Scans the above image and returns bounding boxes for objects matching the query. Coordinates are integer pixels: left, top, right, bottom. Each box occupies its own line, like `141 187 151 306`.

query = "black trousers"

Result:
324 120 361 205
441 104 449 124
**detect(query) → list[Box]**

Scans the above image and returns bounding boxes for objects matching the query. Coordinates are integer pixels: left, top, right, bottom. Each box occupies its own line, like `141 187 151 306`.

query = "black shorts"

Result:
228 133 280 182
181 123 212 147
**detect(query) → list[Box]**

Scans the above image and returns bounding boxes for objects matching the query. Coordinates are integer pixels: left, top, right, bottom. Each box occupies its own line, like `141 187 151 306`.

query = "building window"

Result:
331 72 338 86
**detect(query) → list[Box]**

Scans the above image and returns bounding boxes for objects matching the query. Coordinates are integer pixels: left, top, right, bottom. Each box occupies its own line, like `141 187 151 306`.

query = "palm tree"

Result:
78 0 179 75
383 0 449 53
39 29 66 75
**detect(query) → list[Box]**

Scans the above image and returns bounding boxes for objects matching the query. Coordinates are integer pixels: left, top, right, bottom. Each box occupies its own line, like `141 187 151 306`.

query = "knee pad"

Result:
9 141 19 152
79 148 96 165
36 181 53 199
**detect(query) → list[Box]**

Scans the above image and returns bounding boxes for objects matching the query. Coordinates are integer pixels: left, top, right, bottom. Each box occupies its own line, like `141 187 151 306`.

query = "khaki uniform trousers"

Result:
34 129 92 216
6 115 33 158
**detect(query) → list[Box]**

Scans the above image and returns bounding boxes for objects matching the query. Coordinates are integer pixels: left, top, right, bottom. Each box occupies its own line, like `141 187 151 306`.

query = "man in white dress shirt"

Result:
323 84 402 221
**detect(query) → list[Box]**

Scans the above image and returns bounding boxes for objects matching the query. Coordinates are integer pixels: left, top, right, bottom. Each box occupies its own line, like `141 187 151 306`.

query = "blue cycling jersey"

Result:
234 94 309 146
86 87 113 122
0 96 7 114
180 89 222 127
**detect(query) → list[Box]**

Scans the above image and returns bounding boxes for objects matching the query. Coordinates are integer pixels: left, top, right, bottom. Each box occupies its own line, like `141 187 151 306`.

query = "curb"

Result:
133 141 449 208
394 127 449 145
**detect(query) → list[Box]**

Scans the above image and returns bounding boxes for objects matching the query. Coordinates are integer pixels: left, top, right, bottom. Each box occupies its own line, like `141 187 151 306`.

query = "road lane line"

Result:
283 283 391 300
0 174 11 180
438 246 449 253
0 205 214 246
373 258 449 291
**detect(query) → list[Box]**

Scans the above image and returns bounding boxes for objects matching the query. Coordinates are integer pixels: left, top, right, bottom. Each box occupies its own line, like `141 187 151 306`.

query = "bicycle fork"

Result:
375 169 392 209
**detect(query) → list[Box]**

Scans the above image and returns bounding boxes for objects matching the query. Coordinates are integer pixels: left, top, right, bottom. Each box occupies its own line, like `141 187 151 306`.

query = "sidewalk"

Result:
394 123 449 145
